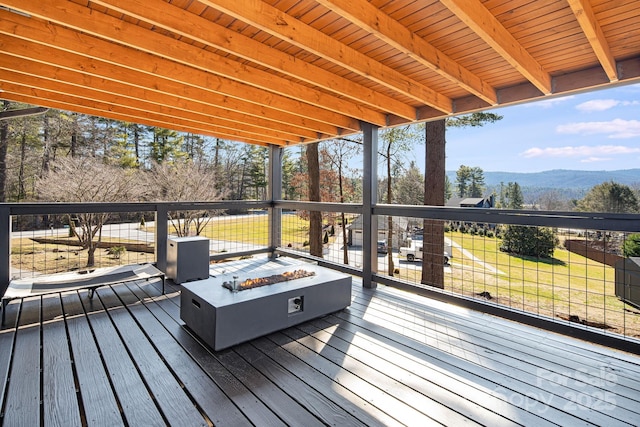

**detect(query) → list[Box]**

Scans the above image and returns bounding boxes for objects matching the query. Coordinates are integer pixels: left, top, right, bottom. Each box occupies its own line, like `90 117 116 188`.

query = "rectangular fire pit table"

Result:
180 264 352 351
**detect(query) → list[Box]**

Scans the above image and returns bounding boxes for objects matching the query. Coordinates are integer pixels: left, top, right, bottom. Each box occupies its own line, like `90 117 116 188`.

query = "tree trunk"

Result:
422 120 446 288
70 113 78 158
307 142 323 257
0 101 9 202
18 129 27 201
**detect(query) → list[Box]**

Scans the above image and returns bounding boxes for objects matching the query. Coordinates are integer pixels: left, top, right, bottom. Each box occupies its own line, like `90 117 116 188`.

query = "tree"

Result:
380 125 419 275
395 161 424 205
623 233 640 257
322 138 361 264
145 159 225 237
149 127 185 164
422 113 502 288
422 120 446 288
500 226 558 258
455 165 471 197
306 142 323 257
36 157 142 267
446 112 503 128
456 165 485 197
576 181 639 213
504 182 524 209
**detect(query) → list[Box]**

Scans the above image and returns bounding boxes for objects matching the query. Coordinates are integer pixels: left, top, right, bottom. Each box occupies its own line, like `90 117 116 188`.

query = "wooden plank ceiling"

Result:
0 0 639 146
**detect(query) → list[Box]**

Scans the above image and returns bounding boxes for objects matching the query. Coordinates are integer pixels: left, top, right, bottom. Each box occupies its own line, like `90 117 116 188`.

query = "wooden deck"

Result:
1 258 639 426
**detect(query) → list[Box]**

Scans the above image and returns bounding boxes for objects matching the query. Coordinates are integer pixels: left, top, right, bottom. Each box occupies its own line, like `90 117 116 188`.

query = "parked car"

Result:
377 241 388 254
399 242 452 264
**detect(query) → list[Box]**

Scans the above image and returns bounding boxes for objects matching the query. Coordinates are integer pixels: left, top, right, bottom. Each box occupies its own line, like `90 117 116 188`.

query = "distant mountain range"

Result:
446 169 640 190
445 168 640 202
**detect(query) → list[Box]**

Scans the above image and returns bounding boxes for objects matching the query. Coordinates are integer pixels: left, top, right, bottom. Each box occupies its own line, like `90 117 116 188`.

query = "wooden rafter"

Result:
440 0 552 95
0 0 639 146
0 9 353 139
0 0 361 139
199 0 454 113
91 0 417 121
316 0 497 106
566 0 618 82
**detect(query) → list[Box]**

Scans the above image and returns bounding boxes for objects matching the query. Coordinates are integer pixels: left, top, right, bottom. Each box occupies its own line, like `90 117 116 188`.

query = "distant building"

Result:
446 195 494 208
347 215 409 248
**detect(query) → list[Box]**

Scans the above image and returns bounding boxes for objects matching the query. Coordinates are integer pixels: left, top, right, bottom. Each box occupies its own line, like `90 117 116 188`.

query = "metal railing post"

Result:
155 204 168 273
361 122 379 288
0 206 10 298
269 145 283 258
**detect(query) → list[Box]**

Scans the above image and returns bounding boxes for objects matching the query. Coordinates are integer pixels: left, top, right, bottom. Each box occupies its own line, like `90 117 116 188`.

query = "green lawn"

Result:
201 214 312 246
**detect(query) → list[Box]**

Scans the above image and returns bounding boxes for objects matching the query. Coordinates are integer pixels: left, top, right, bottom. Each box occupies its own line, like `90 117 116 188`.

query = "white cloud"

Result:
576 99 640 112
526 95 575 109
521 145 640 159
580 157 612 163
556 119 640 138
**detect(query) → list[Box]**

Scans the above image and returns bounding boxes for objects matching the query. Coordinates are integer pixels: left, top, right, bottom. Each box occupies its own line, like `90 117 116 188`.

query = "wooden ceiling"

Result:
1 0 639 146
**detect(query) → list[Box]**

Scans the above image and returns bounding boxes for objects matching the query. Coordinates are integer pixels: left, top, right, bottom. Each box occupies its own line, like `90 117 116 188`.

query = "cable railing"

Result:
2 201 640 349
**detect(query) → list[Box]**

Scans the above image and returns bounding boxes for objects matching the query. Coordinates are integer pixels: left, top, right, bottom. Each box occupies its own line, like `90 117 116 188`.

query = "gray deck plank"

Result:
127 280 285 426
95 286 207 427
349 286 640 424
41 294 82 427
346 287 634 426
3 298 41 426
79 290 166 426
115 280 257 427
291 318 526 427
60 291 124 427
364 286 640 387
0 300 19 416
2 258 640 427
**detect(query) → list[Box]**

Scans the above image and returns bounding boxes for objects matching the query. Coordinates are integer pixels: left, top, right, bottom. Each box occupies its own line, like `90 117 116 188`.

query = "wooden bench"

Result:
2 263 165 324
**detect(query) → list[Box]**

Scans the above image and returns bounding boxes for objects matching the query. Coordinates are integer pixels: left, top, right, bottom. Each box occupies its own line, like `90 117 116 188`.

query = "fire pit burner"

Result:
222 269 315 291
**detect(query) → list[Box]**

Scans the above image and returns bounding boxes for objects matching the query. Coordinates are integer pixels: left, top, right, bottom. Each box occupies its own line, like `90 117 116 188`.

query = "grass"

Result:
396 230 639 338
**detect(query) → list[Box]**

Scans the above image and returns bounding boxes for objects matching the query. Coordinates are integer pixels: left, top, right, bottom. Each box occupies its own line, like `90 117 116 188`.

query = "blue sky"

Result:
443 82 640 173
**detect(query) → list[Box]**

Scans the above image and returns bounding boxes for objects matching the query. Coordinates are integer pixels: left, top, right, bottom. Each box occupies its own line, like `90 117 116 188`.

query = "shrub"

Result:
500 225 558 258
624 233 640 257
107 246 126 259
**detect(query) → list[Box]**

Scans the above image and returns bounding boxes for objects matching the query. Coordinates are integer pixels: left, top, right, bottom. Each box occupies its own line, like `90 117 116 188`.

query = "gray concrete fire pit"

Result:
180 264 351 350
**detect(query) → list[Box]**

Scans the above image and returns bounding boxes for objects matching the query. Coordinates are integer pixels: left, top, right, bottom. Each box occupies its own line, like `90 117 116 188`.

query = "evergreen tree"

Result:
624 233 640 257
577 181 639 213
500 226 558 258
395 161 424 205
505 182 524 209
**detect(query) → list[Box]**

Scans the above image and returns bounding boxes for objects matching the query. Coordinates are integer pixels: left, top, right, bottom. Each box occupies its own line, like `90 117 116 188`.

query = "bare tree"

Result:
145 159 226 237
322 139 361 264
36 157 142 267
306 142 323 257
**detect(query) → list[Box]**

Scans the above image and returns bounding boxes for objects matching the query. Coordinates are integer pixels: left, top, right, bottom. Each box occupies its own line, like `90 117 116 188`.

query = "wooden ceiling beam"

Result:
0 12 339 139
199 0 453 113
91 0 416 121
0 72 290 146
316 0 496 106
0 87 277 146
0 0 361 132
0 35 343 138
566 0 618 82
440 0 552 95
0 53 319 144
